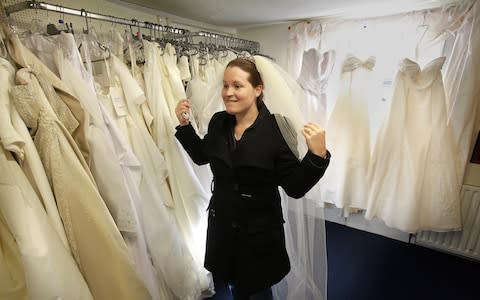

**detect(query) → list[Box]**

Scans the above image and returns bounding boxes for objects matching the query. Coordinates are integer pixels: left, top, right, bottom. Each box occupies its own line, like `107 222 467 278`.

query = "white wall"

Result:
239 24 290 69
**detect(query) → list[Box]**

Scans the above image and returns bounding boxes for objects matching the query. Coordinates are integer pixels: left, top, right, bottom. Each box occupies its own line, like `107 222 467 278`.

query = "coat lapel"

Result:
207 114 233 168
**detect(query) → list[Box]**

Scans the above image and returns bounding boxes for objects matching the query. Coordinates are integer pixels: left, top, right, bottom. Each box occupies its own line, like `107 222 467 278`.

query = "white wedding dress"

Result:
186 54 224 137
366 57 461 233
297 48 335 127
143 41 211 269
103 54 212 300
315 55 375 211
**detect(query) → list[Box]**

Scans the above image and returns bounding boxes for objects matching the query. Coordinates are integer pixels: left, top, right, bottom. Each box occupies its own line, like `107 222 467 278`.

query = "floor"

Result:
206 221 480 300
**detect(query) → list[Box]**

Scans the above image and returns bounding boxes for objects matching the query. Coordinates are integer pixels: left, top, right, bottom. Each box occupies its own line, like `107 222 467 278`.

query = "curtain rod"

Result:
4 0 260 52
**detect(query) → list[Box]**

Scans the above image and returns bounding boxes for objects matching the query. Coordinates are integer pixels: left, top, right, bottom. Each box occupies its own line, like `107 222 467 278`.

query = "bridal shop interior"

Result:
1 0 480 299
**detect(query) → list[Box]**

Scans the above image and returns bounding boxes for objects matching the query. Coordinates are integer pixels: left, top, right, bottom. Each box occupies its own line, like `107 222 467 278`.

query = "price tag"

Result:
109 86 128 117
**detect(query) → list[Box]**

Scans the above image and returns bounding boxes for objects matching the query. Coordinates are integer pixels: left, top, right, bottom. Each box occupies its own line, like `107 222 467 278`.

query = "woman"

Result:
175 57 330 300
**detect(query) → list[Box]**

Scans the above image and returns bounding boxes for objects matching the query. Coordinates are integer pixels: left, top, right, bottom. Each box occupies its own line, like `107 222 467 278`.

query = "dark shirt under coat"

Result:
175 101 330 296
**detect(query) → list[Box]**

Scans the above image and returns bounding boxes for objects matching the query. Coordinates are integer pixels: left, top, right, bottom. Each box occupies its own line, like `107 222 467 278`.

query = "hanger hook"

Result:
81 8 89 34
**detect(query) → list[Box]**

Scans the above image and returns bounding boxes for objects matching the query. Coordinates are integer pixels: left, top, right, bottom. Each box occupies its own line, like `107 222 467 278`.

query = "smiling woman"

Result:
174 56 330 300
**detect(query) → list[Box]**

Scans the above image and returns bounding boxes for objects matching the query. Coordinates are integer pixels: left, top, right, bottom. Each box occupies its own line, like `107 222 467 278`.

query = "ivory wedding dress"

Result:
366 57 461 233
315 55 375 211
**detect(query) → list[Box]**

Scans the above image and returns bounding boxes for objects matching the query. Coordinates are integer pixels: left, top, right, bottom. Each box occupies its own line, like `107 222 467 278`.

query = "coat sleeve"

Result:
174 123 209 165
276 140 331 199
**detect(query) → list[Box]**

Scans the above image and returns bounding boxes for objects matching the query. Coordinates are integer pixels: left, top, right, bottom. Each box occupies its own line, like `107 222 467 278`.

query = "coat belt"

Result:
211 178 276 194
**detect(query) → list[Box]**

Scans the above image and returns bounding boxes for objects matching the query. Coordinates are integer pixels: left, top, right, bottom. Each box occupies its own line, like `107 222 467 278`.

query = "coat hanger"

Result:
46 6 70 35
76 10 111 63
81 8 89 34
415 11 430 62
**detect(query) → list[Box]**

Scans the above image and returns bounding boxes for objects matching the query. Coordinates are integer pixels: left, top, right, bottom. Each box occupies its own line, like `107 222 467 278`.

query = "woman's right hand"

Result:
175 98 191 126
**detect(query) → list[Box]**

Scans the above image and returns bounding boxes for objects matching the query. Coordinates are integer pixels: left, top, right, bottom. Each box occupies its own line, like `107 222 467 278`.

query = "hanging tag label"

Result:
109 86 128 117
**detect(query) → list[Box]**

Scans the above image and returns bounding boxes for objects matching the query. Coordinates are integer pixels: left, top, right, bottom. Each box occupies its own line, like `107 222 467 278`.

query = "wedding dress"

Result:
10 66 150 300
297 48 335 127
315 55 375 211
143 40 211 267
366 57 461 233
1 64 92 299
103 54 213 299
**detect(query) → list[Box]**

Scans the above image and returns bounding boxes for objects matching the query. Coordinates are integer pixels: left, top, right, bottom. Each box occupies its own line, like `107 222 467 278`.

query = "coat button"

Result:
209 209 216 218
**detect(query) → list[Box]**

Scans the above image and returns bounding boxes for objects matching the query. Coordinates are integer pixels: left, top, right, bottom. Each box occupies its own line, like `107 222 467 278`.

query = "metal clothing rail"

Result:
192 31 260 54
4 0 260 52
5 0 188 34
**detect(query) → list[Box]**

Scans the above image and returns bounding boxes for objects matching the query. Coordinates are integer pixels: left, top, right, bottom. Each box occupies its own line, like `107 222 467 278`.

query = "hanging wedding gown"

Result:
11 65 151 299
366 57 461 233
0 57 70 250
4 28 152 298
54 33 162 299
287 22 323 80
143 41 211 276
315 55 375 211
296 48 335 127
105 54 212 300
0 61 93 299
23 31 161 298
186 53 224 137
185 54 224 193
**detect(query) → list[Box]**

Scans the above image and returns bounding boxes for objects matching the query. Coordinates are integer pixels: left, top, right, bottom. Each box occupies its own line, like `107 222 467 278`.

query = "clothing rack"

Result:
191 31 260 54
3 0 260 53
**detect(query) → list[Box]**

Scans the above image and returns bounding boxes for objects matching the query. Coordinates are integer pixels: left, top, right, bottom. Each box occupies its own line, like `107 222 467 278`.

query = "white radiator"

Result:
415 184 480 261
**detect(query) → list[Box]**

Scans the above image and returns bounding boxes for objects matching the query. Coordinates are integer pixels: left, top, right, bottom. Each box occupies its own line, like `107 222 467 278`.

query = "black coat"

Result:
175 102 330 295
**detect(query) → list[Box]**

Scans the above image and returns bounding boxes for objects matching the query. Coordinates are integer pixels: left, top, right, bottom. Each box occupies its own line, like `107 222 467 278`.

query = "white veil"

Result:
253 55 328 300
254 55 308 159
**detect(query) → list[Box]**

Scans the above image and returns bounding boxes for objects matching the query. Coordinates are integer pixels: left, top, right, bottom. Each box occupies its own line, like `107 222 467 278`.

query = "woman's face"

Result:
222 66 263 117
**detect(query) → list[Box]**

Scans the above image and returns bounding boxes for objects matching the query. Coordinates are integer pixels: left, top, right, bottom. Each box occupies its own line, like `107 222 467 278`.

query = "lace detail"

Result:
35 72 79 135
10 84 40 134
12 68 79 135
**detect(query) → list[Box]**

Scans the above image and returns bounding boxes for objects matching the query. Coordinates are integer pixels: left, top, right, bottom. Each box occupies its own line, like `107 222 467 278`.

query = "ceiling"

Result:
116 0 457 28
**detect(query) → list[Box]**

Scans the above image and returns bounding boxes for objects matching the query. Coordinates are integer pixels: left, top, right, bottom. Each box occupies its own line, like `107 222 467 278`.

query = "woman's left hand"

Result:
302 122 327 158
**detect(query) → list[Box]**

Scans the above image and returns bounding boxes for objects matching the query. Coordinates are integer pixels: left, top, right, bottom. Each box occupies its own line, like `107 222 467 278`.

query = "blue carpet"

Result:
205 221 480 299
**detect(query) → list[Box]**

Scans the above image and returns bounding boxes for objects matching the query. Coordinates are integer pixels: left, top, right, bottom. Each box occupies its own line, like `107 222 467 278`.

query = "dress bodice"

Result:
341 55 376 73
297 48 335 94
399 56 446 89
